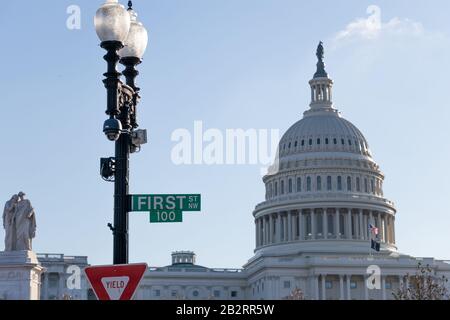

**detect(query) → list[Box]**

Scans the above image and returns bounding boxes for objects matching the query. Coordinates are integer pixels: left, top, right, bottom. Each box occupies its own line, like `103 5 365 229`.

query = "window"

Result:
297 178 302 192
284 281 291 289
350 282 357 289
339 214 345 235
274 182 278 196
171 290 178 297
341 139 345 145
337 176 342 191
301 140 305 146
327 176 332 191
371 179 375 193
385 282 392 290
231 291 238 298
281 180 285 194
295 141 298 147
283 144 286 150
317 176 322 191
364 178 368 193
325 138 329 145
288 143 291 149
288 179 293 193
307 177 312 191
325 281 333 289
348 139 352 146
356 177 361 192
347 177 352 191
333 138 337 145
154 290 161 297
193 290 199 297
317 138 321 145
309 139 313 146
214 290 221 298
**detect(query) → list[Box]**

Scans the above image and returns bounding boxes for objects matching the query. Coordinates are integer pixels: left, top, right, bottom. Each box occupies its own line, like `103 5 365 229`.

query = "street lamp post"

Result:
95 0 149 265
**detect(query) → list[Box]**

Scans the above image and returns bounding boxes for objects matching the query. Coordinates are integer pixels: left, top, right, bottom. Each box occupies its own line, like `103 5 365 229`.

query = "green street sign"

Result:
150 210 183 223
131 194 201 212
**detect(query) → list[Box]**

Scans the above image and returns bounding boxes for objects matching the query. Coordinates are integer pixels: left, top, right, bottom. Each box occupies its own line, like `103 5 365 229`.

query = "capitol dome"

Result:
253 43 396 256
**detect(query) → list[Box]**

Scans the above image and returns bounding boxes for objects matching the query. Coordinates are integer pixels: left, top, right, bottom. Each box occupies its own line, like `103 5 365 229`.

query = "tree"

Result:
393 263 449 300
283 287 305 300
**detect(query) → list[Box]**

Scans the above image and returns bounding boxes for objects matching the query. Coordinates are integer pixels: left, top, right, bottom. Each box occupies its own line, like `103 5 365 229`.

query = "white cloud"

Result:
334 5 424 43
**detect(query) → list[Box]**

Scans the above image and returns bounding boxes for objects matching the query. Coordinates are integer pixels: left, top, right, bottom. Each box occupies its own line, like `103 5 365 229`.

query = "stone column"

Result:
269 215 273 244
346 275 351 300
364 275 369 300
323 209 328 239
287 211 292 242
339 275 344 300
314 276 319 300
378 212 383 242
381 276 386 300
347 209 352 240
255 219 259 247
336 209 340 239
298 210 303 240
276 214 281 243
392 216 396 244
359 209 364 240
311 209 316 240
321 275 327 300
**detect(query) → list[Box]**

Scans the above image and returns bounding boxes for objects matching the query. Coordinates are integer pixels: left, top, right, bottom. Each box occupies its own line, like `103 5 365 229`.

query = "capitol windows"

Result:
317 176 322 191
154 289 161 297
325 138 329 145
231 291 238 298
295 141 298 147
288 142 291 149
317 138 321 145
297 177 302 192
214 290 221 298
193 290 199 298
356 177 361 192
274 182 278 196
364 178 369 193
347 177 352 191
325 281 333 289
309 139 313 146
348 139 352 146
371 179 375 194
327 176 332 191
301 140 305 146
337 176 342 191
307 177 312 191
288 178 293 193
283 281 291 289
350 281 357 289
341 138 345 145
281 180 285 194
333 138 337 145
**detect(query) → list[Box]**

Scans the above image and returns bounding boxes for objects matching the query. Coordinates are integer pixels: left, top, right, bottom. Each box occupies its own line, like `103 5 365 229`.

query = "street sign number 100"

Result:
150 210 183 223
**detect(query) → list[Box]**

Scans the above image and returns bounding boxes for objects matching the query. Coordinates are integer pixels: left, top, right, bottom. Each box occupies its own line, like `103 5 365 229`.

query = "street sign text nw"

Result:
131 194 201 212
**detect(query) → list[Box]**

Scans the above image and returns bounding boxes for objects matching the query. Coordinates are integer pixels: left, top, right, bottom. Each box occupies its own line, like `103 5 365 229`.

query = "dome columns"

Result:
254 208 396 250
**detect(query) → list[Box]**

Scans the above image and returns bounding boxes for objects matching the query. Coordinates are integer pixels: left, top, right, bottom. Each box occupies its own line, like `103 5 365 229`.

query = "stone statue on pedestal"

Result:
2 192 37 252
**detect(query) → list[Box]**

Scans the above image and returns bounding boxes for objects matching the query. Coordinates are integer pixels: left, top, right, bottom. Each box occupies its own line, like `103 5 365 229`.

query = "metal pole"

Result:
113 132 130 265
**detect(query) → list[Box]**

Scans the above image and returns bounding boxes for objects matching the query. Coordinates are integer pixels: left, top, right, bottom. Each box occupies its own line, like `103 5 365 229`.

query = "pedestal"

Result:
0 251 44 300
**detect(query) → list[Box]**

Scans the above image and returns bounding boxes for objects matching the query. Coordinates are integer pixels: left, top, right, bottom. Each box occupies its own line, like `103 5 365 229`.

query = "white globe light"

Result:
119 10 149 59
95 0 131 43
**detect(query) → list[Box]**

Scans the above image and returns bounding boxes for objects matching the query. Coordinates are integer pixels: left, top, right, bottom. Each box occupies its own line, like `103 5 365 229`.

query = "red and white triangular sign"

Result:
84 263 147 300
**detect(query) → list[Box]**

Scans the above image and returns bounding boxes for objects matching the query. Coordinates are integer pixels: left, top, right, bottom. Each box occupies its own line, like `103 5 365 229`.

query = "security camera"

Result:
103 118 122 141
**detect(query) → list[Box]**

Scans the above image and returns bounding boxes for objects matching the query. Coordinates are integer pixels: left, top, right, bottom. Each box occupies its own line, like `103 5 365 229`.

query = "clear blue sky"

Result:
1 0 449 268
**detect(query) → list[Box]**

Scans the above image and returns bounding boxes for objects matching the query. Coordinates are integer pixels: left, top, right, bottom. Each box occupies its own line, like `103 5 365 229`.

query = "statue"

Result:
2 192 37 252
3 195 19 251
314 41 328 78
316 41 324 62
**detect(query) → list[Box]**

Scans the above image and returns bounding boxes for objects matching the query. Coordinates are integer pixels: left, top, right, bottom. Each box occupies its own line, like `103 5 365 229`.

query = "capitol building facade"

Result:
37 45 450 300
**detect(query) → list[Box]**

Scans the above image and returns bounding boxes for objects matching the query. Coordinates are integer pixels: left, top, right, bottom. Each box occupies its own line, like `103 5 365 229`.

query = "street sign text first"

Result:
131 194 201 212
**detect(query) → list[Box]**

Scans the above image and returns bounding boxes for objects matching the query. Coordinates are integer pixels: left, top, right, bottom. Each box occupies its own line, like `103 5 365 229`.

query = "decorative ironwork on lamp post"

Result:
94 0 149 265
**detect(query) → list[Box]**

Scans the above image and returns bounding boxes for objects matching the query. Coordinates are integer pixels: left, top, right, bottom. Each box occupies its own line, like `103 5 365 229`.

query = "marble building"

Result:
38 44 450 300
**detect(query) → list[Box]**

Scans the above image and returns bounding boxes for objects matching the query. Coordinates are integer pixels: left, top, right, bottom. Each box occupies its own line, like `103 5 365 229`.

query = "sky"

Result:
0 0 450 268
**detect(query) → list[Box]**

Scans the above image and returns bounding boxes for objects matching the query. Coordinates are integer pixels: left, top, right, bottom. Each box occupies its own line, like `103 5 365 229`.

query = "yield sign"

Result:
84 263 147 300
